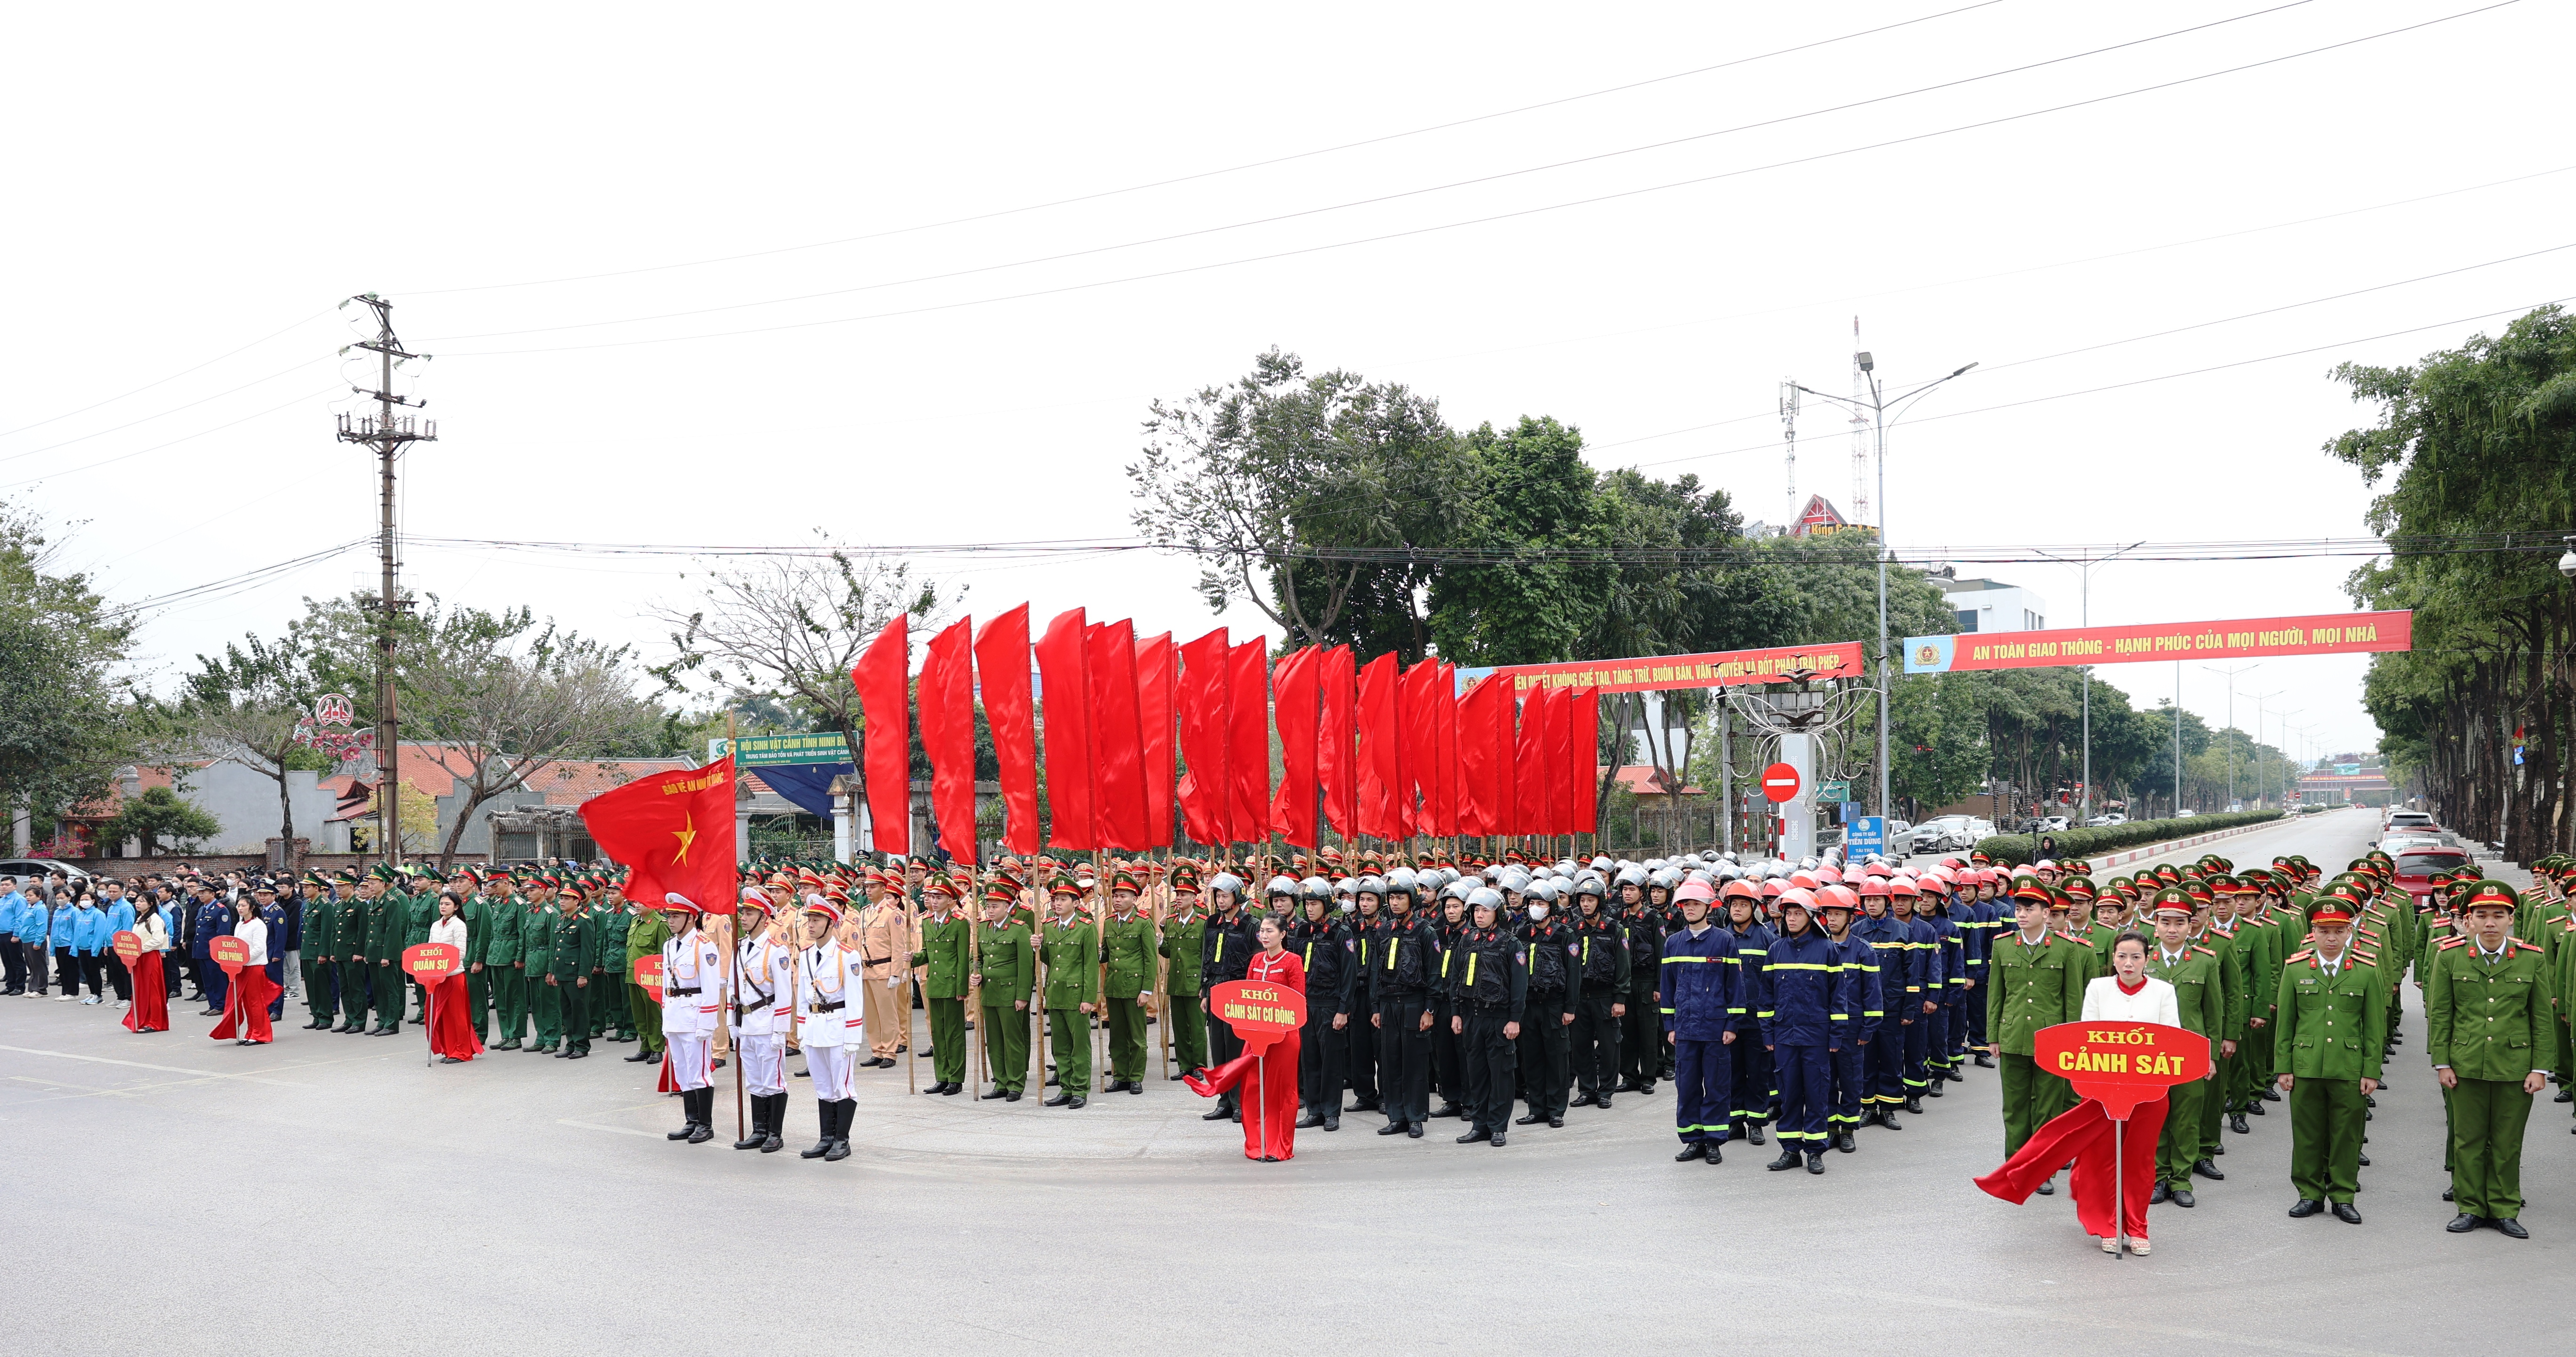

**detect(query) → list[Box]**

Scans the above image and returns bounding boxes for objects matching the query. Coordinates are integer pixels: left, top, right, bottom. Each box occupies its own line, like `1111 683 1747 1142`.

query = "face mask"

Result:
1527 904 1548 921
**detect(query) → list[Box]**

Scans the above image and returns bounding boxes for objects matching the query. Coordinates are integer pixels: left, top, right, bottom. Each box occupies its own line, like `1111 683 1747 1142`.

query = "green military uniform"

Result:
2192 916 2249 1163
1040 911 1101 1099
626 906 672 1057
482 891 526 1049
333 887 372 1032
1986 917 2088 1156
2229 905 2284 1115
524 896 560 1051
1099 905 1157 1087
1159 905 1211 1074
2145 933 2228 1192
588 898 627 1040
403 886 436 1022
367 883 409 1034
975 912 1036 1093
547 905 597 1057
2274 936 2384 1207
2425 919 2558 1226
910 901 973 1088
300 886 337 1027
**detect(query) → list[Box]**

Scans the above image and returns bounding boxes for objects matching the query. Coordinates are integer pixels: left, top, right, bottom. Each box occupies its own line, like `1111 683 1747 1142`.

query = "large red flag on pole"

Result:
1571 686 1600 841
1138 632 1175 849
1434 663 1460 838
1400 659 1441 840
919 617 979 864
1457 675 1502 836
1356 652 1405 840
1089 621 1150 852
1544 685 1575 835
1513 688 1546 836
974 605 1039 856
580 758 741 914
1269 647 1320 849
1317 646 1357 841
851 615 910 858
1228 639 1271 845
1175 629 1230 848
1034 608 1096 852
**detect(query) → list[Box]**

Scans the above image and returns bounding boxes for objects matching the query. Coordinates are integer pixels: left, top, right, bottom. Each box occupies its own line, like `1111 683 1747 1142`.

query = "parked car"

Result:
2017 816 2071 835
2391 844 2475 902
2176 809 2198 818
0 859 92 885
2384 809 2436 833
1882 819 1916 857
2084 813 2127 827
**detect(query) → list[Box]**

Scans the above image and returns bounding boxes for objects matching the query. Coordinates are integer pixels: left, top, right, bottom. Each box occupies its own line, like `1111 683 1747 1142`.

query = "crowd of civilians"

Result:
0 866 298 1025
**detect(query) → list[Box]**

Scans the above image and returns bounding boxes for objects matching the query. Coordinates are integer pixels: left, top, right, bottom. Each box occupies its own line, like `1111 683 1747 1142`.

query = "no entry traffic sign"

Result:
1761 762 1802 803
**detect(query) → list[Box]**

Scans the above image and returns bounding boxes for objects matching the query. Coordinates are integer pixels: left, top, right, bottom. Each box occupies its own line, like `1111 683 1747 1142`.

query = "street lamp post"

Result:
2204 663 2257 812
1793 356 1978 824
2034 541 2145 824
2250 689 2285 808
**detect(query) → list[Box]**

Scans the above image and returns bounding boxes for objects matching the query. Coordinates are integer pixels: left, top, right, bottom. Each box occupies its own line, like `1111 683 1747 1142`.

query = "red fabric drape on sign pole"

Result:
1088 621 1150 852
1401 660 1441 840
1513 687 1544 836
1228 639 1270 846
1317 646 1356 842
1434 663 1460 838
919 617 979 864
974 605 1039 856
1356 652 1405 840
1571 686 1599 841
1176 629 1230 848
1034 608 1096 852
1138 632 1175 849
850 616 911 857
1457 675 1501 836
1544 685 1574 835
1269 647 1320 849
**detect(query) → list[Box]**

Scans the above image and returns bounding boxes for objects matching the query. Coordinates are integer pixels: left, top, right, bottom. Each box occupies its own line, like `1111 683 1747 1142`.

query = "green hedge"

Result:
1967 810 2285 869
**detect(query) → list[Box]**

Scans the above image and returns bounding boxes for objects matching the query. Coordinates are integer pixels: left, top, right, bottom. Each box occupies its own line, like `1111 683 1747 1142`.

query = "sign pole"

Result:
2112 1109 2127 1260
903 871 919 1096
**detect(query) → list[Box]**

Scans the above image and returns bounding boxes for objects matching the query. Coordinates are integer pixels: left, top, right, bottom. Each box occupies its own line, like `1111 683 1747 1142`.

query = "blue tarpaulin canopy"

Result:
751 765 850 819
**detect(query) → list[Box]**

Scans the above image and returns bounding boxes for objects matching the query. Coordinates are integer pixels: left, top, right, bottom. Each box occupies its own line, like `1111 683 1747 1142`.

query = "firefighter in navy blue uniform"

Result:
1921 884 1968 1091
1449 888 1528 1147
1198 876 1262 1123
1342 880 1385 1115
1371 877 1441 1137
1288 888 1354 1132
1721 880 1777 1145
1958 872 1997 1063
1513 881 1582 1129
1852 880 1914 1130
1761 889 1851 1174
1568 875 1631 1111
1616 871 1667 1094
1817 887 1879 1153
1890 879 1944 1113
1661 878 1740 1163
1427 888 1471 1118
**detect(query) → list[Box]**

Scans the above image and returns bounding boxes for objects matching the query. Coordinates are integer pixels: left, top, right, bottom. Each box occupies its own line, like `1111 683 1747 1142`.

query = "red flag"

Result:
1458 675 1503 836
1139 632 1175 849
851 615 911 857
1356 652 1406 840
1401 659 1442 840
1544 685 1574 834
580 757 742 913
1513 687 1546 835
1176 629 1230 848
974 605 1039 856
1269 647 1319 848
1089 621 1149 852
1435 663 1459 837
1571 686 1600 839
1318 646 1356 840
920 617 979 864
1034 607 1096 851
1229 639 1270 844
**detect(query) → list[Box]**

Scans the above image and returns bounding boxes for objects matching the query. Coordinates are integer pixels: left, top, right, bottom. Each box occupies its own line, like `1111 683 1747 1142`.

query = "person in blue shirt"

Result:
1720 880 1777 1147
1660 880 1739 1164
66 894 112 1004
48 891 85 1002
1760 889 1852 1175
0 878 26 995
15 888 51 996
255 885 290 1020
101 880 137 1007
1817 888 1881 1154
190 884 233 1016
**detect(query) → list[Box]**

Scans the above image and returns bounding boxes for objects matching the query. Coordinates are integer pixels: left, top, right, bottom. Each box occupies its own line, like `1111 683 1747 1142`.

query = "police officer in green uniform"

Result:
908 874 973 1094
1985 880 2087 1170
1159 867 1211 1078
2187 885 2248 1173
1038 880 1099 1108
2143 891 2227 1207
333 872 372 1033
973 882 1036 1100
483 879 527 1050
2274 893 2383 1223
1100 871 1157 1094
298 876 337 1029
2427 880 2557 1238
624 893 671 1062
544 888 596 1059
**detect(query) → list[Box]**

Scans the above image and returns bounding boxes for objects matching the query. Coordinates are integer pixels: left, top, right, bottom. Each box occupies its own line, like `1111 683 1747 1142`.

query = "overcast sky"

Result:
7 0 2566 763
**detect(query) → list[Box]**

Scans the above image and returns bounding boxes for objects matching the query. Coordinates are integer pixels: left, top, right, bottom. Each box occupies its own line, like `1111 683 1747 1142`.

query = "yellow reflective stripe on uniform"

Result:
1861 1009 1884 1017
1830 1013 1849 1020
1771 962 1835 971
1755 1009 1777 1018
1464 953 1478 987
1663 955 1710 964
1582 937 1591 964
1386 938 1399 970
1440 949 1453 978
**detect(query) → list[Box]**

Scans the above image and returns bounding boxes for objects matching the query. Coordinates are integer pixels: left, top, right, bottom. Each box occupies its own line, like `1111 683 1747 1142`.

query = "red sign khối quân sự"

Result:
402 942 461 983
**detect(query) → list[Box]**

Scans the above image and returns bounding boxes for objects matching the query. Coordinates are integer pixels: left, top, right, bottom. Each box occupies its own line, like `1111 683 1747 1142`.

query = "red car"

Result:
2391 844 2475 902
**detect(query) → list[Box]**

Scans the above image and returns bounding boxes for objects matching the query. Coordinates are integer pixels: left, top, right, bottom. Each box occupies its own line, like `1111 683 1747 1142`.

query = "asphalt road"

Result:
6 805 2564 1356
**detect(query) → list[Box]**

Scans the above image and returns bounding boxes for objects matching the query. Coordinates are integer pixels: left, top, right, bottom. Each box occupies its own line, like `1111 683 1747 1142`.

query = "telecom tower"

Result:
1849 316 1870 527
1777 379 1800 526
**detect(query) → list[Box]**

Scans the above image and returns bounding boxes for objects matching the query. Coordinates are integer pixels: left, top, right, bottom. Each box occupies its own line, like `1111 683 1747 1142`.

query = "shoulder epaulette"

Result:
2283 948 2312 963
2437 936 2468 950
2513 938 2546 954
2190 945 2216 958
2350 948 2379 962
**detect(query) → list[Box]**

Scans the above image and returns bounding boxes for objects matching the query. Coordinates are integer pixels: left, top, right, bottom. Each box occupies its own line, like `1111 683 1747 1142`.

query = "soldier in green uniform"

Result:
332 872 372 1033
973 883 1036 1100
544 887 596 1059
366 868 410 1035
2426 880 2557 1238
1985 881 2088 1169
1100 871 1157 1094
1159 867 1211 1078
401 871 435 1023
296 876 335 1029
2274 894 2383 1222
2187 885 2248 1171
624 892 671 1063
523 880 562 1053
2142 892 2227 1207
482 878 526 1050
2226 879 2284 1127
1039 880 1100 1108
586 884 625 1042
908 874 972 1095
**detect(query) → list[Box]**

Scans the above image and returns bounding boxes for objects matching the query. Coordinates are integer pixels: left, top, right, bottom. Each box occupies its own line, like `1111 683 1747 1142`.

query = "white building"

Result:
1937 576 2051 635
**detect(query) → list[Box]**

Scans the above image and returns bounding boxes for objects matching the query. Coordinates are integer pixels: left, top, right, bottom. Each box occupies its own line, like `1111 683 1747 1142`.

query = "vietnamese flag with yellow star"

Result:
579 756 740 914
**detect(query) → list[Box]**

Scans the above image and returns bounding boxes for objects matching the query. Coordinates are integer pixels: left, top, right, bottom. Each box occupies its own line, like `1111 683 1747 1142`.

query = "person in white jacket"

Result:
729 893 796 1154
796 895 860 1163
660 897 726 1144
2075 931 2175 1255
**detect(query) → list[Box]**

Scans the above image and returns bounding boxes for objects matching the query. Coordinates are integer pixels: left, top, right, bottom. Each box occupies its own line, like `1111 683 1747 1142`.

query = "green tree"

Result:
98 785 220 856
0 500 145 820
182 631 333 852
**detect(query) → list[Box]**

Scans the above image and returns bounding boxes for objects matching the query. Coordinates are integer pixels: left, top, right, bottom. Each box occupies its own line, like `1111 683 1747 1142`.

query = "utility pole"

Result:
2036 541 2145 825
337 294 435 865
2203 663 2257 813
1777 380 1800 528
2172 662 2183 816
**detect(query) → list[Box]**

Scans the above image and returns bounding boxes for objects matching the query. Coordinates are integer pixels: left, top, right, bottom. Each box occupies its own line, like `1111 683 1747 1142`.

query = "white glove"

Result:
886 976 904 990
1139 991 1153 1000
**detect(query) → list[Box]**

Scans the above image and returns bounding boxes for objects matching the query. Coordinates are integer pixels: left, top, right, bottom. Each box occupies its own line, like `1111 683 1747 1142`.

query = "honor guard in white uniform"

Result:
731 891 797 1153
797 895 861 1162
660 895 727 1145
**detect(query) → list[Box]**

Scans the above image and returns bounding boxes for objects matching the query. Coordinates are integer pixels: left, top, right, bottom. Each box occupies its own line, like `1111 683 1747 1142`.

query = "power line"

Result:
0 308 333 441
98 538 368 619
400 3 2008 297
0 383 345 493
433 2 2516 359
0 354 334 465
427 1 2324 346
